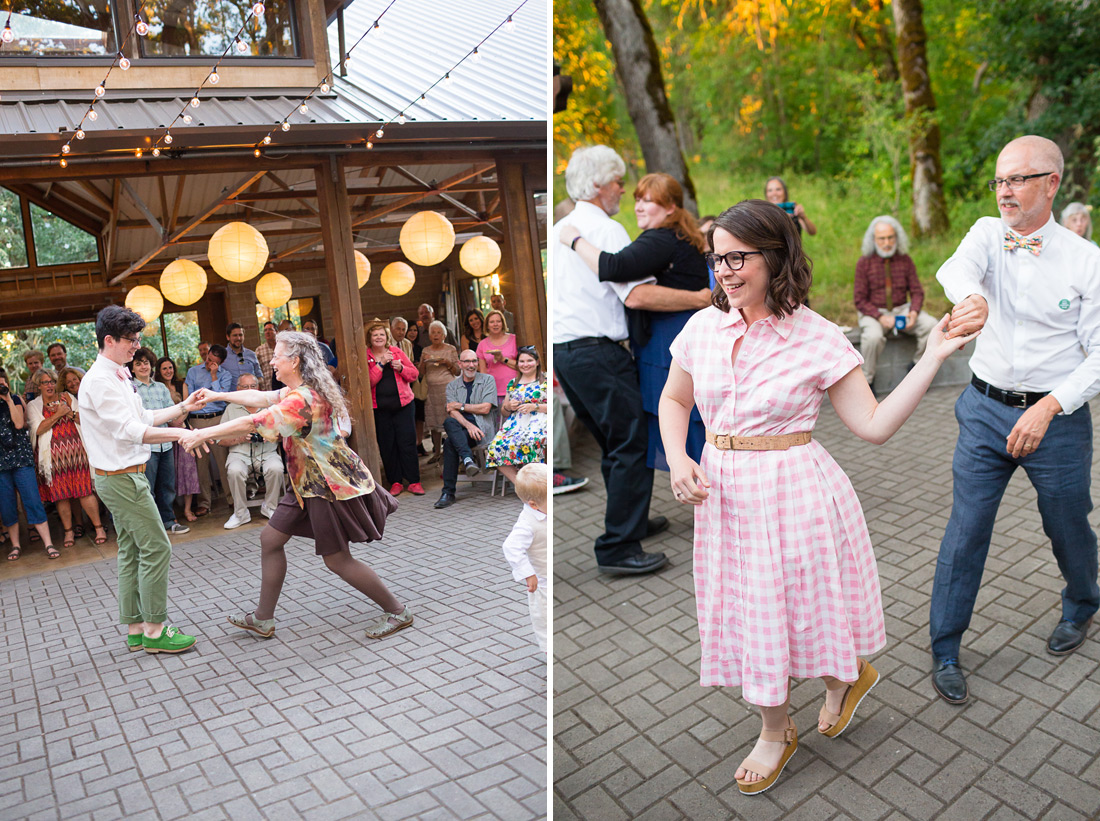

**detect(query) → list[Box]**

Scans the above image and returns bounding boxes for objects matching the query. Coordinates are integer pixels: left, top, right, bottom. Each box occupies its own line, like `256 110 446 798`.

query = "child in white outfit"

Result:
502 463 547 652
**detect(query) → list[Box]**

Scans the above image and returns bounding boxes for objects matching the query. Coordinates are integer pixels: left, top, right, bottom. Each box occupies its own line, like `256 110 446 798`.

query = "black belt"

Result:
554 336 619 350
189 411 223 419
971 376 1049 409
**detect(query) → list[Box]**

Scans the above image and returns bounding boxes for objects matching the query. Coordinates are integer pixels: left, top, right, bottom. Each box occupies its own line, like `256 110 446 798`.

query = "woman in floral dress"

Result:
486 347 547 483
181 331 412 640
659 200 975 795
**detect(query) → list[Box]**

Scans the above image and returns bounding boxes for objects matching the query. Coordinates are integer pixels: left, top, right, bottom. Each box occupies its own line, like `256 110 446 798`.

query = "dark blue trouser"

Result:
145 448 177 526
0 465 47 527
930 386 1099 660
442 416 477 495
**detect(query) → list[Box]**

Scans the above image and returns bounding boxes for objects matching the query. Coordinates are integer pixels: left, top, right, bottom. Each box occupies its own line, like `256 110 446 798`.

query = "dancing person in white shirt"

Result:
929 135 1100 705
79 306 206 655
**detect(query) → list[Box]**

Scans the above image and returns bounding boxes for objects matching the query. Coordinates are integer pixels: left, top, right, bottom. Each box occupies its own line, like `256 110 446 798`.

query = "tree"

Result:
892 0 950 236
592 0 698 214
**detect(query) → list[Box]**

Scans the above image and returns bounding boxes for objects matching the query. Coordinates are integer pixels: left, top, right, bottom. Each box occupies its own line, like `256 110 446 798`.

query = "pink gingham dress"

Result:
669 305 886 706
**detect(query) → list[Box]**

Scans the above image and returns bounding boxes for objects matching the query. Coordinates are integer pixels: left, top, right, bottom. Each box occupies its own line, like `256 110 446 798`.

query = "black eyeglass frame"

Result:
705 250 766 273
986 172 1054 192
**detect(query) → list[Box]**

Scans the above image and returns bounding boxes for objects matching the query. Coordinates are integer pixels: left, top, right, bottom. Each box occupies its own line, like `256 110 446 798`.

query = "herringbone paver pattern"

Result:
554 385 1100 820
0 490 547 820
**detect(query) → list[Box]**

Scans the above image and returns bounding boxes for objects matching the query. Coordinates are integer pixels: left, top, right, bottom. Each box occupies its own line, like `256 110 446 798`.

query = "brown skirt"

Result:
267 487 398 556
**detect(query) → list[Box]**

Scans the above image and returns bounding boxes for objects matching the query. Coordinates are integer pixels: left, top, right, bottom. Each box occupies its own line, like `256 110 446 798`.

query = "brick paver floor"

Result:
0 487 547 820
554 384 1100 820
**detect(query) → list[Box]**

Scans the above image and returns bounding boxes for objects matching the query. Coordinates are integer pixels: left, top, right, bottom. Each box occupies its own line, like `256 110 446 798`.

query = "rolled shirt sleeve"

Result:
936 218 993 305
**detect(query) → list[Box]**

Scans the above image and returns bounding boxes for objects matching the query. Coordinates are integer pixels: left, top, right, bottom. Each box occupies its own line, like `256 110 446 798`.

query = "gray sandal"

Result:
227 611 275 638
364 605 414 639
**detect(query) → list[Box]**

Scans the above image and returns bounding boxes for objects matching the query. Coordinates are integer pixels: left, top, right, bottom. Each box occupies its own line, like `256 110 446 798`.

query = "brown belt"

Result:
706 431 812 451
94 463 147 477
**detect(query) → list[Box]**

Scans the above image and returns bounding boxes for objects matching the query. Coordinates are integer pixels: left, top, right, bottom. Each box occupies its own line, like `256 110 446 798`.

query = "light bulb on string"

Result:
366 140 373 149
152 147 160 156
280 120 290 131
298 102 308 114
375 128 383 138
209 70 220 84
95 82 106 97
234 36 248 54
252 2 265 17
254 148 261 157
472 47 481 62
134 15 148 36
420 93 427 101
504 15 515 32
1 16 13 44
59 157 67 168
397 113 406 125
444 72 453 86
87 108 97 121
372 20 381 37
118 54 131 70
164 132 173 144
75 128 85 140
262 135 271 144
135 147 142 157
61 144 70 154
189 96 200 108
182 113 192 124
320 80 330 93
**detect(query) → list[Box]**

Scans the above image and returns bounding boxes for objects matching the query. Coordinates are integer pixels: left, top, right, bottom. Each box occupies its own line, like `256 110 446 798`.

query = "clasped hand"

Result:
925 314 980 363
669 457 710 505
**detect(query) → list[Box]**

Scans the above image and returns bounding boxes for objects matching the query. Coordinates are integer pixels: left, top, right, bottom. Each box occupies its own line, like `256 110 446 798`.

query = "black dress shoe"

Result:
931 659 968 704
433 493 456 509
1048 617 1092 656
645 516 669 538
597 551 668 576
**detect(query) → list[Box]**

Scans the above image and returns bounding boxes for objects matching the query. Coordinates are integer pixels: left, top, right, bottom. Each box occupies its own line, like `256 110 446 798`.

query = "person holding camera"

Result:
0 368 53 560
854 215 939 387
764 177 817 236
219 373 285 529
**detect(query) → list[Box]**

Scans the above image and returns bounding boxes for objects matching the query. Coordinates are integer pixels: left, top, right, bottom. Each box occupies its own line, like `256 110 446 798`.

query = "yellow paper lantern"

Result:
125 284 164 323
459 236 501 277
380 261 416 296
159 258 207 306
399 211 455 266
353 250 371 288
208 221 269 282
297 297 314 316
255 272 293 308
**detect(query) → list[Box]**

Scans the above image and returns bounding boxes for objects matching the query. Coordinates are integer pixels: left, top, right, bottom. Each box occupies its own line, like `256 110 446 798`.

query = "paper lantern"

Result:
399 211 454 266
353 250 371 287
297 297 314 316
255 272 292 308
459 236 501 277
380 261 415 296
159 258 207 306
208 221 268 282
125 284 164 323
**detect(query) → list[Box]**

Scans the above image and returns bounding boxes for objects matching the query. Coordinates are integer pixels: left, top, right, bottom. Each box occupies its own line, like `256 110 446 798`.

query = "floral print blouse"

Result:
251 385 375 506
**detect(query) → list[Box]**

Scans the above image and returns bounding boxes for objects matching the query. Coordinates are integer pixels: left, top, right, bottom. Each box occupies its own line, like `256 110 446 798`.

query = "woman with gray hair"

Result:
1060 202 1094 243
180 330 412 641
420 319 459 463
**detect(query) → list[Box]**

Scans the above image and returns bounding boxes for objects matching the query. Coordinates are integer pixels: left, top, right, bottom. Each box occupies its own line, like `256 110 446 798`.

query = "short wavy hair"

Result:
861 215 910 257
708 200 812 318
565 145 626 203
1060 202 1092 241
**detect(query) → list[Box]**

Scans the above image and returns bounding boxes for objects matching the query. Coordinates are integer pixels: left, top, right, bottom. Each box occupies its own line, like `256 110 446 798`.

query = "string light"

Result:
61 144 70 154
164 131 173 144
320 79 330 93
262 135 271 144
152 147 161 156
254 148 261 157
87 108 98 121
372 20 381 37
366 140 374 149
397 113 406 125
298 102 308 114
118 54 131 70
472 47 481 62
134 14 149 36
504 15 515 31
59 157 67 167
375 128 384 138
135 147 142 157
252 2 265 17
94 82 106 97
1 15 12 44
444 72 453 85
183 113 192 124
280 120 290 131
234 36 248 54
209 70 220 84
75 129 85 140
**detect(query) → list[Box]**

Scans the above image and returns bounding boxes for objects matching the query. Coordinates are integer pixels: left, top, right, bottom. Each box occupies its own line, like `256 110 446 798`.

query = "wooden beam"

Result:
496 157 546 362
168 175 185 234
158 177 170 230
109 170 268 284
77 180 114 211
267 172 319 216
121 178 165 238
352 164 495 227
314 156 380 477
104 179 121 276
232 181 500 201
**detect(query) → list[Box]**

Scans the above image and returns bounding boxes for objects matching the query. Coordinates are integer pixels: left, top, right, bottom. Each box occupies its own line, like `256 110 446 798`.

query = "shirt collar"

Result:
572 200 612 221
528 506 547 522
1003 213 1057 241
715 306 797 340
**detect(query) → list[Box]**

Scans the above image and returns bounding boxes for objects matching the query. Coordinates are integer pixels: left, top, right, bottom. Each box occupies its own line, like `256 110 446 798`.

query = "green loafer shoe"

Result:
142 625 197 654
126 634 144 652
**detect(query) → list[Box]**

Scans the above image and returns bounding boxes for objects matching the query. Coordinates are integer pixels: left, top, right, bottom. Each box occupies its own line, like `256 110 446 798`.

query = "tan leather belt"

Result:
706 431 812 451
94 464 147 477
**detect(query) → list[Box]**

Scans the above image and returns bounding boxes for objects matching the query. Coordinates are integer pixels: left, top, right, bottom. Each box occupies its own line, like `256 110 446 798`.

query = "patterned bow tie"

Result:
1004 231 1042 256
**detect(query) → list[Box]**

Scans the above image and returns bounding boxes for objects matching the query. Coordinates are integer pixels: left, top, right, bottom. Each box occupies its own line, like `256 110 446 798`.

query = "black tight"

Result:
254 525 402 620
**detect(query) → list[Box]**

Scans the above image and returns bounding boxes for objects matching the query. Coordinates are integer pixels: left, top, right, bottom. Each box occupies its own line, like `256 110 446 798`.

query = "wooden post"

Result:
314 156 380 477
495 156 546 362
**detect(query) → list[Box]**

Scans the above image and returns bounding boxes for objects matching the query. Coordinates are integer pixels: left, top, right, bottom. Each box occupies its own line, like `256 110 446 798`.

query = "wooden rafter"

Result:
168 175 186 234
121 179 165 238
7 183 103 236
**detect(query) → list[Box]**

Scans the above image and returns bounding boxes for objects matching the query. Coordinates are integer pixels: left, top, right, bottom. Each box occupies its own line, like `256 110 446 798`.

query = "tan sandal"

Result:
227 612 275 638
364 605 413 639
819 658 879 738
736 717 798 795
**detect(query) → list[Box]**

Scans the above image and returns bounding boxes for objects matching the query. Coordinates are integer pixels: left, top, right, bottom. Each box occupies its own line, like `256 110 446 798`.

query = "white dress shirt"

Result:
78 354 155 471
551 200 655 344
937 215 1100 414
502 504 547 583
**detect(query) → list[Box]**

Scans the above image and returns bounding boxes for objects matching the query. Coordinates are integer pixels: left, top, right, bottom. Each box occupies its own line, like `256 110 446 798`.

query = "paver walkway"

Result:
0 487 547 820
554 384 1100 820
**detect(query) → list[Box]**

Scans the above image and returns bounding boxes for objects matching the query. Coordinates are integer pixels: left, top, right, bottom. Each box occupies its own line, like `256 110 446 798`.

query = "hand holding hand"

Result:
946 295 988 338
926 314 980 363
179 429 210 455
669 457 710 505
186 389 213 411
525 575 538 593
560 225 581 247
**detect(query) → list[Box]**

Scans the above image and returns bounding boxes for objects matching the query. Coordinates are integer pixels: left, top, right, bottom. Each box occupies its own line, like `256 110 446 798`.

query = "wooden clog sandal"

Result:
819 658 880 738
736 717 798 795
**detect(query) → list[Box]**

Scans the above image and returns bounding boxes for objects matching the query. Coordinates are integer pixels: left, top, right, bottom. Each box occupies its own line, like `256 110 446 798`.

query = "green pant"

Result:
95 472 173 624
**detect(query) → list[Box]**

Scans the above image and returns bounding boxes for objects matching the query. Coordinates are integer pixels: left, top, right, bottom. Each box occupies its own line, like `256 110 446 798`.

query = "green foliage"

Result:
0 188 28 269
29 204 98 266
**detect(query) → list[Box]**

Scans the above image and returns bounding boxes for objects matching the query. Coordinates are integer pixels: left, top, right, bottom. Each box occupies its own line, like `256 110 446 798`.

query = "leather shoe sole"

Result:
1047 617 1092 656
645 516 669 538
433 495 456 509
931 665 968 705
598 552 668 576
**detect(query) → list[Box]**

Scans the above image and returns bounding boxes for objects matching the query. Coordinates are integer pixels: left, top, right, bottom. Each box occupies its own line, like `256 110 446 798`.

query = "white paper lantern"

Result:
399 211 454 266
255 272 292 308
459 236 501 277
125 284 164 323
380 261 415 296
208 221 269 282
354 250 371 288
159 258 207 306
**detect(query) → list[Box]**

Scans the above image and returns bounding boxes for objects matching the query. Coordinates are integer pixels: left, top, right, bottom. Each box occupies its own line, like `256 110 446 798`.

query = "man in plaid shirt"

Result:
854 215 938 386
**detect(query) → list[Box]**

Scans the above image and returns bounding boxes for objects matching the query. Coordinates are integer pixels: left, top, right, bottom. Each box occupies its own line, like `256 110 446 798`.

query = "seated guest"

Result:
132 348 189 536
854 215 939 387
59 367 84 400
366 319 423 496
0 368 53 560
486 346 547 483
26 368 108 553
156 357 200 522
184 343 235 516
22 349 45 402
220 373 285 529
434 351 497 509
47 342 85 376
461 309 487 351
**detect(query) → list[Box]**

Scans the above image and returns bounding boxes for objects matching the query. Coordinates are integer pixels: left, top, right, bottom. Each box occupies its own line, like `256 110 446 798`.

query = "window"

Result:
140 0 297 57
0 1 117 57
30 204 97 266
0 188 28 269
255 298 306 330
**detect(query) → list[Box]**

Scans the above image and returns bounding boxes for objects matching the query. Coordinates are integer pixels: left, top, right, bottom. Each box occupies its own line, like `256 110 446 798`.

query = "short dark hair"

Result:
226 322 243 336
208 344 228 363
47 342 66 355
132 347 157 369
263 321 276 330
96 305 146 349
709 199 812 318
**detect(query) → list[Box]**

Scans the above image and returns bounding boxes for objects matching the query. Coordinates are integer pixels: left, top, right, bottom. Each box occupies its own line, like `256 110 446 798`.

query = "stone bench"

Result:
843 326 973 394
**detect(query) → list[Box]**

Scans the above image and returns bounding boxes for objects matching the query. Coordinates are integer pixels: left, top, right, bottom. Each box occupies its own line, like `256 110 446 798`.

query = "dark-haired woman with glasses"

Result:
558 172 710 469
486 346 547 483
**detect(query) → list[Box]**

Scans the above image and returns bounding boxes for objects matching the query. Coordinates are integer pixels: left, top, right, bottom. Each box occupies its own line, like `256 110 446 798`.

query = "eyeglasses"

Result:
118 335 141 346
460 359 479 365
705 251 765 272
986 172 1053 192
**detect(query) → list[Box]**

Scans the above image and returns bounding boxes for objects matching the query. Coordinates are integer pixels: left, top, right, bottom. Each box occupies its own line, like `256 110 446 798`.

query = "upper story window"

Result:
30 205 97 266
139 0 297 57
0 2 117 57
0 189 28 269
